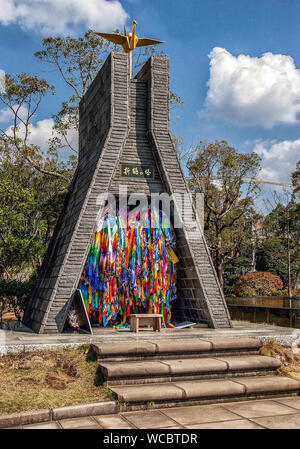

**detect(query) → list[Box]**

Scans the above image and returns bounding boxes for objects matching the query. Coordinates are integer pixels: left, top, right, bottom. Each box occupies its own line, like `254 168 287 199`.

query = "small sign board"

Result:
120 164 154 179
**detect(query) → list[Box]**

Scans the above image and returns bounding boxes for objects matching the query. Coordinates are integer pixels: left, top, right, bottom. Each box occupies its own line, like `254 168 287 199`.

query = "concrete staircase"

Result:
92 338 300 411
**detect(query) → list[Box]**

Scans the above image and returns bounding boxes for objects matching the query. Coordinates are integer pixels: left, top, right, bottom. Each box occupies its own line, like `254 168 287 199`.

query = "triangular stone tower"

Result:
23 53 232 333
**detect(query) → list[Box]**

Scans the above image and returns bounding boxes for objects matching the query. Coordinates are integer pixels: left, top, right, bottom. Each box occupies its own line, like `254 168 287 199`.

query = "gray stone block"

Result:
52 401 118 420
0 409 51 428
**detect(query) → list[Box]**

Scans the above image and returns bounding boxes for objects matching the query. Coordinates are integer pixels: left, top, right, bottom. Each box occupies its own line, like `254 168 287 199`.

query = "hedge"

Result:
234 271 284 297
0 280 35 322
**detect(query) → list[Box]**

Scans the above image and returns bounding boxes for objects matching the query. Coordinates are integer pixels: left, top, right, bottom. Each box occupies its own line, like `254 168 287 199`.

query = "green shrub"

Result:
0 280 35 322
223 256 253 295
234 286 257 297
274 288 300 298
234 271 284 297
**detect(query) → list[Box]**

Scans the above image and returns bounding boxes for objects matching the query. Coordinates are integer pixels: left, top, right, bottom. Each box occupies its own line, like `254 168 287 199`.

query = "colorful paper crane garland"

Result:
78 207 177 328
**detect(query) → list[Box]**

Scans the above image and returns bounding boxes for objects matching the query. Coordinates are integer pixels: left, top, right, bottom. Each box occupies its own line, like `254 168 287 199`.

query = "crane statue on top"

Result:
95 20 164 79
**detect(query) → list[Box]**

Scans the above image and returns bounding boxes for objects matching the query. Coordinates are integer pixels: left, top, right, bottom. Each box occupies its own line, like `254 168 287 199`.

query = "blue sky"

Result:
0 0 300 186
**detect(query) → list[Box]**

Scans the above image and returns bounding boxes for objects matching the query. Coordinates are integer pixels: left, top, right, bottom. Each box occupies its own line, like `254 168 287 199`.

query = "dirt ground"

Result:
261 341 300 381
0 346 110 415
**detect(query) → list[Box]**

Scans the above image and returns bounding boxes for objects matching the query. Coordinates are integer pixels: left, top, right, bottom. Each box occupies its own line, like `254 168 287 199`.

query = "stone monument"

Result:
23 51 232 333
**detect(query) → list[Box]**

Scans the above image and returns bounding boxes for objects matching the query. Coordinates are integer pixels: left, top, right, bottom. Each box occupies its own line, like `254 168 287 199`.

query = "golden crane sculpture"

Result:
95 20 164 78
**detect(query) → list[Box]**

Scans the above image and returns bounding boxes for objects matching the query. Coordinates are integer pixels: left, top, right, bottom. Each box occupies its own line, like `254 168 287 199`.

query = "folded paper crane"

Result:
95 20 164 78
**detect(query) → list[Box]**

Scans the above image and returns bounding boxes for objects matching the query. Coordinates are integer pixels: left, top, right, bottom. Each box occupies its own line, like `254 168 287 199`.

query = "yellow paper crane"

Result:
95 20 164 78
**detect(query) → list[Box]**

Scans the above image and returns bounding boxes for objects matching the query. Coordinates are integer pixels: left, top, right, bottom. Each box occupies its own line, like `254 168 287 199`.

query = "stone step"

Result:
110 376 300 411
92 338 262 362
99 355 281 385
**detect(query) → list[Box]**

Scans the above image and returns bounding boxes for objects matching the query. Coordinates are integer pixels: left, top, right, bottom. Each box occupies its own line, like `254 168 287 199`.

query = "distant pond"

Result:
226 296 300 328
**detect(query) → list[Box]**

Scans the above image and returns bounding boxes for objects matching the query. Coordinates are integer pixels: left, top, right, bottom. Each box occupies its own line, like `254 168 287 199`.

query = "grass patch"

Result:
0 346 111 415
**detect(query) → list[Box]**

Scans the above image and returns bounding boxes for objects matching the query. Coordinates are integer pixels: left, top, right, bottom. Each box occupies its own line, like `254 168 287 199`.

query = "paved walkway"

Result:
1 321 299 355
7 397 300 429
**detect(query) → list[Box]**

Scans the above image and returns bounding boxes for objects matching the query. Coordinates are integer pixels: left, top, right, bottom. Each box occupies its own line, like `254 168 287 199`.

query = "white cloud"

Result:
0 104 28 124
202 47 300 128
5 115 78 159
27 118 78 155
211 179 223 190
0 69 5 94
0 108 12 123
0 0 128 35
254 139 300 183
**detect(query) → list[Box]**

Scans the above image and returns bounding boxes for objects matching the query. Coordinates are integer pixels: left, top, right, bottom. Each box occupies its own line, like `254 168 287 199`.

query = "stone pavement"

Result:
1 321 299 355
7 397 300 429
